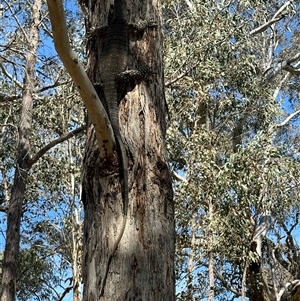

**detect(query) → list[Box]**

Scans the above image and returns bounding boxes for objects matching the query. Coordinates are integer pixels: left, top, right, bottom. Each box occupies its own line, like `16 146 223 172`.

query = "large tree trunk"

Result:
81 0 175 300
247 212 272 301
0 1 41 300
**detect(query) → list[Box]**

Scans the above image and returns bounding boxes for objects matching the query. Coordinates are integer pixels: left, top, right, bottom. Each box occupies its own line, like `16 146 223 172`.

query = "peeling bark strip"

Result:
81 0 175 300
0 1 41 300
47 0 114 159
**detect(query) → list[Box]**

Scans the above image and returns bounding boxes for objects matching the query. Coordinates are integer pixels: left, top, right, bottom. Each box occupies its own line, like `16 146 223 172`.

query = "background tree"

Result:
164 0 300 300
0 0 85 299
1 0 42 298
2 0 300 300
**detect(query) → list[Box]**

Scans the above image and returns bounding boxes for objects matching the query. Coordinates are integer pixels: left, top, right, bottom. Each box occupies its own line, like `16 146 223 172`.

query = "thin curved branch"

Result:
165 58 201 87
172 171 187 183
57 285 73 301
277 109 300 127
250 17 283 36
265 57 300 82
274 245 290 272
165 35 231 87
46 0 114 156
250 1 291 35
213 267 241 297
282 63 300 75
0 62 23 88
36 78 70 94
28 125 86 167
261 275 273 301
287 53 300 64
2 0 29 43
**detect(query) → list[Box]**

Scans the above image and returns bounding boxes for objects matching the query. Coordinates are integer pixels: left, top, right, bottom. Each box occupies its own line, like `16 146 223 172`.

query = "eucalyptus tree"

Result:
2 0 300 300
164 0 300 300
0 0 85 300
47 0 174 299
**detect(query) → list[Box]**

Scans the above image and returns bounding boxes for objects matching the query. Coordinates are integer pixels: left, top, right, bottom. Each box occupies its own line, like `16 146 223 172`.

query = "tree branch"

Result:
28 125 86 167
287 52 300 64
261 274 273 301
282 63 300 75
272 1 292 19
250 1 291 35
36 78 70 94
265 237 290 272
3 0 29 43
278 280 300 301
265 58 300 82
274 245 290 271
46 0 114 157
277 109 300 127
172 171 187 183
0 205 7 212
165 59 201 87
250 17 283 36
0 93 21 103
213 268 241 297
0 62 23 88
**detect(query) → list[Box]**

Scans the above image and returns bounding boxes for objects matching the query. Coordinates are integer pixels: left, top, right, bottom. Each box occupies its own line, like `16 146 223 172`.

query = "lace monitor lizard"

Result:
90 0 156 296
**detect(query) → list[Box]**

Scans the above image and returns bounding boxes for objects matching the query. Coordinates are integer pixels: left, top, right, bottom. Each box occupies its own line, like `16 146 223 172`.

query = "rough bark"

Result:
247 242 264 301
69 152 82 301
247 272 266 301
208 200 215 301
187 214 196 300
0 1 41 300
81 0 175 300
71 207 82 301
246 211 272 301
